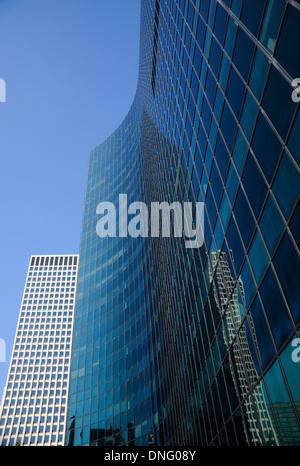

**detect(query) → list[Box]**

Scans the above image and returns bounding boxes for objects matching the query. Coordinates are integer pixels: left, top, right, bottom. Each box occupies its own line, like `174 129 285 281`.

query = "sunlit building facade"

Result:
0 255 78 446
66 0 300 446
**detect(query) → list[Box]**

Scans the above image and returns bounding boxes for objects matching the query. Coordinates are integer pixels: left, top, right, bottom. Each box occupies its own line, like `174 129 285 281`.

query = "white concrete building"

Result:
0 254 78 446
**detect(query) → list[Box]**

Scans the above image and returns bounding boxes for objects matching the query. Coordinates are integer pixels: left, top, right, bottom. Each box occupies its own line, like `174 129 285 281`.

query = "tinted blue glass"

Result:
226 66 245 119
241 0 266 36
205 68 217 106
207 0 217 30
210 160 223 207
65 0 300 447
233 186 255 250
231 0 243 18
196 16 206 51
272 152 300 220
251 111 282 183
242 154 267 218
249 47 270 101
248 295 275 371
232 130 248 176
260 266 293 349
263 360 292 412
287 108 300 166
219 53 230 91
214 134 229 182
248 230 269 285
280 340 300 412
262 66 298 140
225 163 239 207
240 257 256 309
213 3 227 46
220 102 237 152
289 204 300 250
273 232 300 324
224 16 237 57
240 91 258 142
259 0 286 54
209 39 222 77
200 0 209 20
259 194 284 256
233 27 255 81
226 216 244 274
275 4 300 78
219 191 231 232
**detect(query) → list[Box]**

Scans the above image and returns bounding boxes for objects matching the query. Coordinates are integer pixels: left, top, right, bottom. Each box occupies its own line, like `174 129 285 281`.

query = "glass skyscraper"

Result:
66 0 300 446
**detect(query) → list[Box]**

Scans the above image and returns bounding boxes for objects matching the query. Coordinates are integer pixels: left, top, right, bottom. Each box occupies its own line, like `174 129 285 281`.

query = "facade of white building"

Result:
0 254 78 446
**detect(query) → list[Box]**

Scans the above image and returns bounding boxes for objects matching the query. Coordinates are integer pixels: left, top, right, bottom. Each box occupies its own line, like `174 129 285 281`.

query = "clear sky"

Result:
0 0 141 400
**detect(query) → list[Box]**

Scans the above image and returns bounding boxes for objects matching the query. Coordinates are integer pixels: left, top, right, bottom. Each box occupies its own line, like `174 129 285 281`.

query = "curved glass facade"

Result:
66 0 300 446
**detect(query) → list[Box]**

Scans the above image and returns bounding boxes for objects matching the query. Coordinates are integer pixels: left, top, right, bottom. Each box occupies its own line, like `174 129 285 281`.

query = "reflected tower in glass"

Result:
66 0 300 446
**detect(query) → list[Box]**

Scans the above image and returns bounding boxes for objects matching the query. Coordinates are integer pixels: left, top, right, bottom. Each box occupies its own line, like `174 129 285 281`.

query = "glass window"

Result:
214 133 229 182
272 152 299 220
219 52 230 92
231 0 242 17
204 28 212 60
287 108 300 166
248 230 269 285
240 91 258 142
280 338 300 414
240 257 256 310
259 0 286 54
248 295 275 371
226 66 245 119
213 3 228 46
226 217 244 275
249 47 270 101
224 16 238 57
200 0 209 21
263 360 294 424
232 130 248 176
201 95 212 134
260 266 293 350
259 194 284 256
273 232 300 324
220 102 237 153
251 111 282 183
209 38 222 78
233 186 255 251
205 68 217 107
275 4 300 78
196 16 206 51
242 154 268 218
262 65 297 140
233 27 255 81
225 163 239 207
206 184 217 230
207 0 217 30
210 160 223 208
289 204 299 251
219 191 231 232
241 0 266 36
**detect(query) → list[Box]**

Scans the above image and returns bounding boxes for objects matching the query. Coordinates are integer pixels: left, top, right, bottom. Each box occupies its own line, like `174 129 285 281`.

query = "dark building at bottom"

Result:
66 0 300 446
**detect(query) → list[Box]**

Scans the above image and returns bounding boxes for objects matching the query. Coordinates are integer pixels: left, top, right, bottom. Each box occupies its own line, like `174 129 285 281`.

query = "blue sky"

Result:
0 0 141 399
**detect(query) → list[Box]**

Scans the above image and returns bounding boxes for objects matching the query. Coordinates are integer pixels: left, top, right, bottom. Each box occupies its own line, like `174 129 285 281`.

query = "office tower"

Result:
66 0 300 446
0 254 78 446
